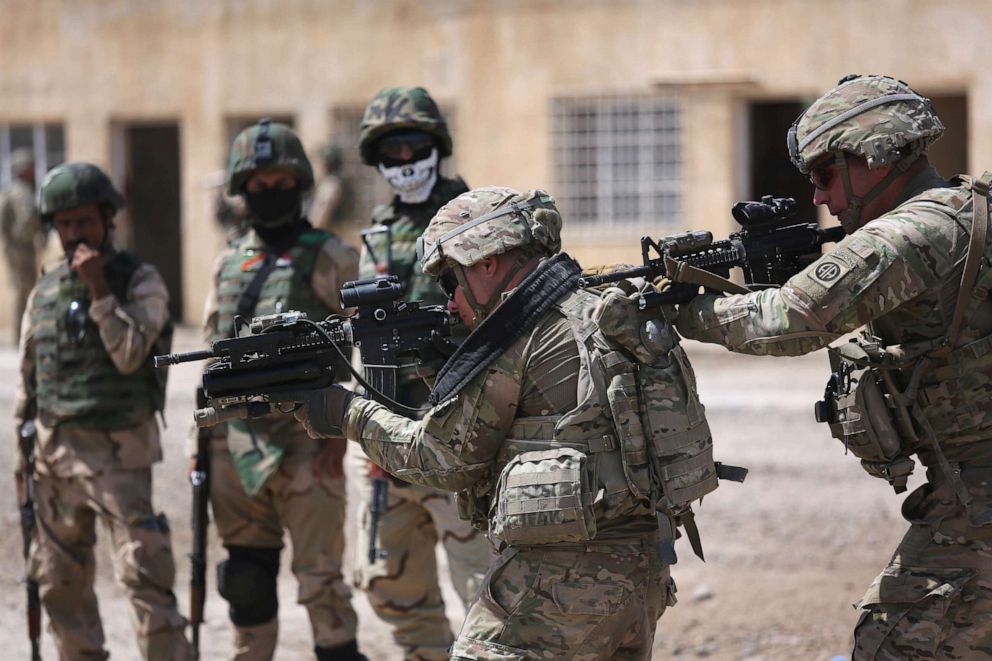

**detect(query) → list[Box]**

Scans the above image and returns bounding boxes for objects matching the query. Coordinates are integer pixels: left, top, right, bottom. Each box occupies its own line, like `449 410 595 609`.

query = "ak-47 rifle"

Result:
189 387 211 659
16 417 41 661
154 275 453 427
579 195 846 307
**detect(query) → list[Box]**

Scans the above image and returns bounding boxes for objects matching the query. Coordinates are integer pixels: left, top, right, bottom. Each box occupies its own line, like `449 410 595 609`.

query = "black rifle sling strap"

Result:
233 253 278 337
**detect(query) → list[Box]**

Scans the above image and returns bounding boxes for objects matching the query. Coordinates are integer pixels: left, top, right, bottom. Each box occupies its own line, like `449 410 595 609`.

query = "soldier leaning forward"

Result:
675 74 992 658
352 85 493 660
198 119 365 661
292 186 744 659
14 162 191 660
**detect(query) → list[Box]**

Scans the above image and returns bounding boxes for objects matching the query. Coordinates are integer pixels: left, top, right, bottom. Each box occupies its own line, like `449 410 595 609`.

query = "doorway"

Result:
748 101 817 224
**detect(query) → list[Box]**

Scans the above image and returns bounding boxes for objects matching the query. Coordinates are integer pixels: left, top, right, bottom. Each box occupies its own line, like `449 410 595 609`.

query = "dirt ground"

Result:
0 327 919 660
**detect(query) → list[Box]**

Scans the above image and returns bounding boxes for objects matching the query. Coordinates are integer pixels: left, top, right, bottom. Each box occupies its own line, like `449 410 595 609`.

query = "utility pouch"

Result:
817 341 915 491
490 447 597 546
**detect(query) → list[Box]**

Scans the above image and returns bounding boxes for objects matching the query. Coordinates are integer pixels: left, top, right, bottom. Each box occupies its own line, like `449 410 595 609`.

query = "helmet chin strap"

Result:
835 150 918 231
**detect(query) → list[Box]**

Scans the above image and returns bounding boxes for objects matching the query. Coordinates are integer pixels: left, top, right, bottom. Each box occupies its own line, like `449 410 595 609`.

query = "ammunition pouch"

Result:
490 447 597 546
817 340 915 492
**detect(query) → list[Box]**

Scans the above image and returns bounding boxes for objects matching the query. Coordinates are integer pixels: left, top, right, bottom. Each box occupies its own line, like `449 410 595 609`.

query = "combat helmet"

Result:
39 162 125 221
788 74 944 174
359 87 453 165
418 186 561 276
227 119 314 195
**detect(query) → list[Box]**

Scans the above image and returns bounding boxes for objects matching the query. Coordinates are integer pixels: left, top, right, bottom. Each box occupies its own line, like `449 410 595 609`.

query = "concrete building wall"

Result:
0 0 987 326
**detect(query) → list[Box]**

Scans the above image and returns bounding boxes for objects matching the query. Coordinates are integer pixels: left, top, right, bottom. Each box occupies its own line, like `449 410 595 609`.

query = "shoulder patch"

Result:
810 259 850 287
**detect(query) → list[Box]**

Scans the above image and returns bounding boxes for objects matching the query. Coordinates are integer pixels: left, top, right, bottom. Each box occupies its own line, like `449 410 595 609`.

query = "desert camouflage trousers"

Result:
450 534 674 660
350 452 493 661
29 466 190 661
210 434 357 661
853 465 992 660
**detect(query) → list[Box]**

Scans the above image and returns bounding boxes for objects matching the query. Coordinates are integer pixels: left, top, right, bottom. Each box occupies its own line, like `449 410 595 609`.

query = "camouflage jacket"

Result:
201 225 359 491
676 166 992 459
15 252 171 477
0 178 42 249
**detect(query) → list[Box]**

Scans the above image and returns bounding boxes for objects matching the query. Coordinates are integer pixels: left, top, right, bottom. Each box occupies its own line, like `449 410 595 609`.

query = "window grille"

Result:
551 94 682 229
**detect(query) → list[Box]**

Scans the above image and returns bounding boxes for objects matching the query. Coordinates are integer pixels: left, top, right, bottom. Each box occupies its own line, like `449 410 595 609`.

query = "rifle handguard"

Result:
194 401 272 427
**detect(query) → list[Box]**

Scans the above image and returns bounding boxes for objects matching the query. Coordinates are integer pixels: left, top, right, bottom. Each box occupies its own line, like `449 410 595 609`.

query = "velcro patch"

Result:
809 258 851 287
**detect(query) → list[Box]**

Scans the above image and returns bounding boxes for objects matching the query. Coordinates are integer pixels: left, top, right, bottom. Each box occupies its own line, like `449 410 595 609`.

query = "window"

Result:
551 94 682 229
0 123 65 188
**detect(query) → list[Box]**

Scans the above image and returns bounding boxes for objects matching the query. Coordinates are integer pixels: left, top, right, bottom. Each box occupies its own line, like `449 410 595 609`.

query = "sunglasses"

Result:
808 155 844 191
437 269 459 299
376 131 436 168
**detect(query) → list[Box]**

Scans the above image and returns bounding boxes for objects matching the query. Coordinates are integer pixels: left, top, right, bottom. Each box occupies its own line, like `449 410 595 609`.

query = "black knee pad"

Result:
217 545 281 626
315 640 366 661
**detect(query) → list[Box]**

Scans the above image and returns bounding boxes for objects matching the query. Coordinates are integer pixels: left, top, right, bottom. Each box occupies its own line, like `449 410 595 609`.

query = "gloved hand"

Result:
288 385 357 439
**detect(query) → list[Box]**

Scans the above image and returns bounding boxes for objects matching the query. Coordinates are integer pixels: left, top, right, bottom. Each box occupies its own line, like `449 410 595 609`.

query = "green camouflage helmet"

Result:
418 186 562 276
788 74 944 173
38 162 125 220
359 87 452 165
227 119 314 195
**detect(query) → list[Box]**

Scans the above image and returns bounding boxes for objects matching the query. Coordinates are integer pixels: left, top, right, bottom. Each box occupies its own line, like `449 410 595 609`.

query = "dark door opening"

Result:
124 124 183 321
748 101 817 223
926 94 968 176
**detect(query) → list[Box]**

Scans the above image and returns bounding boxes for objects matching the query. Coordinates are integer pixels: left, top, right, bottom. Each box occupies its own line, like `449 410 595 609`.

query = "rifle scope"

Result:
732 195 796 226
341 275 405 309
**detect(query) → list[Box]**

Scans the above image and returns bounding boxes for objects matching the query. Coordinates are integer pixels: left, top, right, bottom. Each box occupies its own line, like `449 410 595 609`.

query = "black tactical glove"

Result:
290 386 357 439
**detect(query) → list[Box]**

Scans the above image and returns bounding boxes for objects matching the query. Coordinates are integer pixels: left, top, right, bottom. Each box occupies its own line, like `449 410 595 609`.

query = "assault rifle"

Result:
154 275 453 426
189 388 211 659
579 196 846 307
16 418 41 661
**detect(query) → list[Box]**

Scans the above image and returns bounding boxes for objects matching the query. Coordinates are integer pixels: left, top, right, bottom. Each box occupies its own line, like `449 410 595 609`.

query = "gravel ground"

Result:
0 328 916 660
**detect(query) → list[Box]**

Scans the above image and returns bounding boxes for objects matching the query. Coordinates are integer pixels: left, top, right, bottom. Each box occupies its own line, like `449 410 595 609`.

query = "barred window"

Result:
0 123 65 188
551 94 682 228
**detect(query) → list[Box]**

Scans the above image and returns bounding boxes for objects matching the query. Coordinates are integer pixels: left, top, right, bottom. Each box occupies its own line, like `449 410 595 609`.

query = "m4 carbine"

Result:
155 275 454 425
579 195 846 307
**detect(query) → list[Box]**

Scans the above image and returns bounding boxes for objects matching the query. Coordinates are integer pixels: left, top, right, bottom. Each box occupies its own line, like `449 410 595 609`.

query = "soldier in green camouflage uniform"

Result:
15 162 191 660
292 186 738 659
1 148 46 343
199 120 364 661
351 87 492 660
675 75 992 659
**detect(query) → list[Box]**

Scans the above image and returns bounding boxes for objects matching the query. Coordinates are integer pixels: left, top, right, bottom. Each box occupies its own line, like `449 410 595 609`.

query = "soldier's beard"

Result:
378 148 439 204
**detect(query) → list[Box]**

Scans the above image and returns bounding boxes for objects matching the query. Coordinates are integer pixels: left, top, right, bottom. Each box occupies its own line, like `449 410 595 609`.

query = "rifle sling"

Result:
663 255 750 295
429 253 582 406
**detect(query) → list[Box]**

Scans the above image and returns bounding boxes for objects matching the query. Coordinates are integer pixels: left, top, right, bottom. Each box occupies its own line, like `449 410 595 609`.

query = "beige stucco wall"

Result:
0 0 989 327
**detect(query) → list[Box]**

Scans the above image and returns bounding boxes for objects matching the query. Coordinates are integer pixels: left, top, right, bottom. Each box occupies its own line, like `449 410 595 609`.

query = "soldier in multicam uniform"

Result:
1 148 46 343
292 186 739 659
14 162 191 660
309 142 351 233
351 87 493 660
198 120 364 661
675 75 992 659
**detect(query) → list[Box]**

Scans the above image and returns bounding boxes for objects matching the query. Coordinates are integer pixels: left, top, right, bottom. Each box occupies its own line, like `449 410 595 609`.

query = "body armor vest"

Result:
214 228 332 342
482 287 736 551
32 252 169 429
818 173 992 517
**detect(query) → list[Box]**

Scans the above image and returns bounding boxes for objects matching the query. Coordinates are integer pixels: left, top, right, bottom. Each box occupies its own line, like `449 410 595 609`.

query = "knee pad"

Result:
217 545 281 626
121 513 177 592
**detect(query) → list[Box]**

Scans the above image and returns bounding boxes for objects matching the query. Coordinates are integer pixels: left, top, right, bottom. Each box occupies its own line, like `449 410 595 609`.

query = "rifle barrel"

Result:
155 349 217 367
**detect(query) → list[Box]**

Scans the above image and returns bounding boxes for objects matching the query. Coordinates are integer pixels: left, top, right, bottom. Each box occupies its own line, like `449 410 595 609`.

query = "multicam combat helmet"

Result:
418 186 562 276
788 74 944 174
38 162 125 221
359 87 453 165
227 119 314 195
